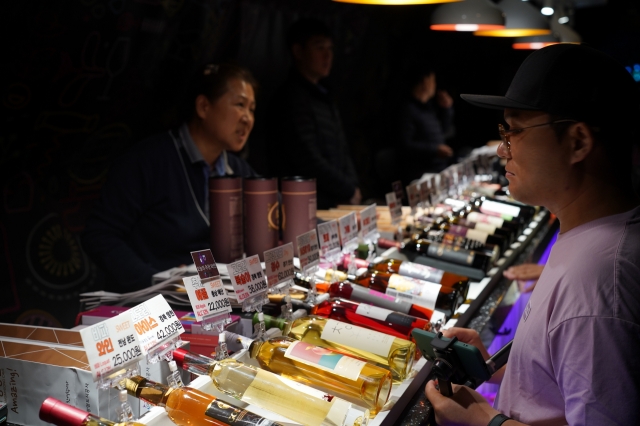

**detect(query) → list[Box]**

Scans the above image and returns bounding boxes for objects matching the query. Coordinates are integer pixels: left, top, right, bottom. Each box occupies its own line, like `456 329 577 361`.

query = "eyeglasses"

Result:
498 119 578 150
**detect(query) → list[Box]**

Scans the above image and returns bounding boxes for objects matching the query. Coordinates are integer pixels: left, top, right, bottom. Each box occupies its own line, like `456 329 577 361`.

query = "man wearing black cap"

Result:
425 44 640 426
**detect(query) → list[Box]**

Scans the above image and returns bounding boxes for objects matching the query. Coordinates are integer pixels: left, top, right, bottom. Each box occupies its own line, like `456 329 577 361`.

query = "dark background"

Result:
3 0 639 328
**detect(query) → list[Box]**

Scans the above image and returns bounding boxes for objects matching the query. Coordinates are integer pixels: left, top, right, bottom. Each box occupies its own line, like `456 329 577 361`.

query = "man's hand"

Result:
436 90 454 109
442 327 490 360
437 144 454 158
503 263 544 293
426 380 498 426
349 187 362 205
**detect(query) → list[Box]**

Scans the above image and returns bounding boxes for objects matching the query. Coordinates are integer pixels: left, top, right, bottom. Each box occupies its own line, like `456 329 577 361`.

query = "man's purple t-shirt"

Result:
496 206 640 425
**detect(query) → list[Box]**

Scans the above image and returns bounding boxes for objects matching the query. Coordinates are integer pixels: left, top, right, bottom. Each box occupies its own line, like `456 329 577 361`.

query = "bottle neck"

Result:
124 376 173 407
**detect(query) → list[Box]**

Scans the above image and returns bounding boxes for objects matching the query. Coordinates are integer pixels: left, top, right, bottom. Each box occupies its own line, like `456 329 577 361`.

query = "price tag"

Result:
190 249 220 281
385 192 402 225
317 220 341 256
391 180 405 204
228 255 269 302
264 243 295 288
80 312 143 381
296 229 320 270
359 204 378 237
183 275 232 321
338 212 358 248
406 183 420 210
129 295 185 354
420 181 431 206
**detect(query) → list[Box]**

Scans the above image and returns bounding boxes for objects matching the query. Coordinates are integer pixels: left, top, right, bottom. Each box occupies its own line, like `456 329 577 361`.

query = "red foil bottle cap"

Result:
40 397 89 426
173 347 188 367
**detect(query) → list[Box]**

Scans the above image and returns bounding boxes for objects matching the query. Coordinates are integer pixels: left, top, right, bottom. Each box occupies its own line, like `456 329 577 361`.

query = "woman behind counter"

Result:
82 64 257 291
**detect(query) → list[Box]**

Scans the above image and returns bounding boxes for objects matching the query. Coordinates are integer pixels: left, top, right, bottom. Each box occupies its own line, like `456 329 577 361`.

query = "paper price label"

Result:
129 295 185 354
190 249 220 281
386 192 402 224
228 255 269 302
391 180 405 204
359 204 378 237
264 243 295 287
183 275 232 321
296 229 320 270
317 220 341 255
407 183 421 209
420 181 431 205
338 212 358 247
80 312 143 381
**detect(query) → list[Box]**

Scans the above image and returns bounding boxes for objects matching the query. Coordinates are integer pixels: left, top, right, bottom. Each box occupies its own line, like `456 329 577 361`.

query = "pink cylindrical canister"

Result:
209 176 243 263
281 176 317 253
244 177 279 261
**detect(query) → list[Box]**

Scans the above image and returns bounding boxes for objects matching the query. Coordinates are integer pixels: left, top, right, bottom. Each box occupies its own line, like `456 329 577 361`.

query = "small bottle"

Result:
311 297 431 340
172 348 362 426
39 397 143 426
124 375 281 426
255 313 415 382
243 335 392 416
324 268 463 317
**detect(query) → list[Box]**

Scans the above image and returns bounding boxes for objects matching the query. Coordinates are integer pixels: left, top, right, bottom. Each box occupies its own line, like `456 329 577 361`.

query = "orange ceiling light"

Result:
333 0 461 5
431 0 506 32
512 35 559 50
474 0 551 37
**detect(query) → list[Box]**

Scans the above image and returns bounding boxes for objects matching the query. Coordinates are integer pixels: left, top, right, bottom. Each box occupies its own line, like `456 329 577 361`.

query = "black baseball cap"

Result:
461 43 639 127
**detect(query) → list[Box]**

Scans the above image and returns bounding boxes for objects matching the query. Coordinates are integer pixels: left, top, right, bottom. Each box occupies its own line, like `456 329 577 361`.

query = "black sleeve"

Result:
398 106 441 155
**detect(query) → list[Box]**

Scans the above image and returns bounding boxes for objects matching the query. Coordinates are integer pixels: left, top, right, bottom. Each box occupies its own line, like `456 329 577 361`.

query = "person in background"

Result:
426 44 640 425
395 62 455 186
82 64 257 291
266 18 361 209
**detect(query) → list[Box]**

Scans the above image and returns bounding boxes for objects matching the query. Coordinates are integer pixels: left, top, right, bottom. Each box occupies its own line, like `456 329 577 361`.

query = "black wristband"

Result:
488 413 511 426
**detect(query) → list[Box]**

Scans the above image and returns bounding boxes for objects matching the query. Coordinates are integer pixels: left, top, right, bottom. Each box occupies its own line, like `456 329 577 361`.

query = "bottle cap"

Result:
40 397 89 426
172 348 188 367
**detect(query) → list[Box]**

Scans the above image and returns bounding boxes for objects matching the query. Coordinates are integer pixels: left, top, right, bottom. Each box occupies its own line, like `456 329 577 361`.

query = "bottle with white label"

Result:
245 335 392 416
258 313 416 383
172 348 364 426
311 297 431 340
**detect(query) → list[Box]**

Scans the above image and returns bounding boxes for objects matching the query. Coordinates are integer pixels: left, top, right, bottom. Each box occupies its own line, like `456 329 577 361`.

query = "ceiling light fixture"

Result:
474 0 551 37
333 0 460 5
431 0 506 32
512 34 559 49
541 0 555 16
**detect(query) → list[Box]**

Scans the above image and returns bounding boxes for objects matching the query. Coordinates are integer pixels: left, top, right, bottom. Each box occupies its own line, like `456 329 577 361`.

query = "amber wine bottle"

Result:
172 348 364 426
124 375 281 426
239 334 392 416
256 314 415 383
39 398 142 426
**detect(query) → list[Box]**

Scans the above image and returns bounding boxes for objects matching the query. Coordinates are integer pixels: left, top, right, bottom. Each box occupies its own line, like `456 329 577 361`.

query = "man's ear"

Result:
568 122 596 165
194 94 210 120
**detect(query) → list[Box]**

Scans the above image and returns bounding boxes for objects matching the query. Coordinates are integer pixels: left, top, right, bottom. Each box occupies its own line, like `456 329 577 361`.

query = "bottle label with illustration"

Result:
467 212 504 228
398 261 445 284
387 275 441 311
284 340 366 381
320 319 395 358
205 400 277 426
355 304 415 329
242 368 350 426
427 242 476 266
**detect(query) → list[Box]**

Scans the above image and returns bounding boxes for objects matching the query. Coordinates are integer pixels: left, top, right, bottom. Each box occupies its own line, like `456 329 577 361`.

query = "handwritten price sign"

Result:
338 212 358 248
264 242 295 288
183 275 232 321
80 312 143 381
129 295 185 354
359 204 378 237
386 192 403 224
317 220 341 256
228 255 268 302
296 229 320 270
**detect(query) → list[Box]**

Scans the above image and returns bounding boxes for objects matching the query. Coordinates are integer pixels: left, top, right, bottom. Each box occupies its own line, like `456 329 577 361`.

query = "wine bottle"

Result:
426 216 509 253
378 237 492 272
123 375 281 426
323 268 462 317
243 334 392 416
326 282 447 326
440 212 514 244
39 398 143 426
311 297 431 340
255 314 415 382
411 229 500 262
171 348 362 426
339 254 469 289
